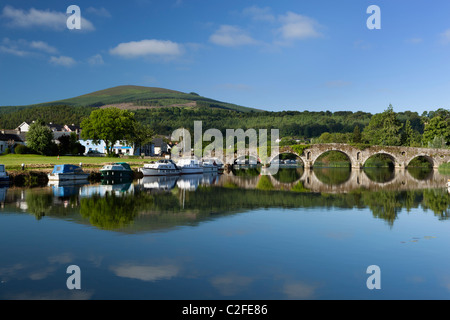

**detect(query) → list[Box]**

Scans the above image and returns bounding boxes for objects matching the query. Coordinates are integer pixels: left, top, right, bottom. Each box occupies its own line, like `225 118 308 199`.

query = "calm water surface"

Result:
0 167 449 300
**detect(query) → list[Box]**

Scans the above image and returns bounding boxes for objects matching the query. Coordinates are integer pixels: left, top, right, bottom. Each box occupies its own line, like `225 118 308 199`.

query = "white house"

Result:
79 139 136 155
16 122 30 133
79 139 157 156
0 130 25 154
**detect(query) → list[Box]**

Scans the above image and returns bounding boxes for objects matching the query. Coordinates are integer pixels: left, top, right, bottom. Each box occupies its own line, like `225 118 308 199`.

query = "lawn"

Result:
0 154 157 171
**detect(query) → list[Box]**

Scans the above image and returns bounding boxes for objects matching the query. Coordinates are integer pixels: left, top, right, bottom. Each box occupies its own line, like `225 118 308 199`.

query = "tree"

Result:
362 105 403 146
58 132 85 155
352 125 362 143
422 116 450 147
402 120 414 147
26 121 56 155
81 107 136 155
124 122 155 154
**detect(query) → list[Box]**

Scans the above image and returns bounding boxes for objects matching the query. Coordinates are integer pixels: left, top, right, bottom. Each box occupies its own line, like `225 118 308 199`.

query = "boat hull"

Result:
100 170 134 179
48 173 90 181
0 177 9 184
180 167 203 175
140 167 181 176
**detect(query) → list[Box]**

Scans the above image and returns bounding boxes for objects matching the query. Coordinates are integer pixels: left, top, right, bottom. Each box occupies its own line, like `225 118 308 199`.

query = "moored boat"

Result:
0 164 9 183
176 158 204 175
201 159 219 173
140 159 181 176
100 162 134 179
48 164 90 181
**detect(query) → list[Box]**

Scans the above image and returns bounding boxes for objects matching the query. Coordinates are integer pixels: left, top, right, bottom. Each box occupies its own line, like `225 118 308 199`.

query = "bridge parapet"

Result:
272 144 450 169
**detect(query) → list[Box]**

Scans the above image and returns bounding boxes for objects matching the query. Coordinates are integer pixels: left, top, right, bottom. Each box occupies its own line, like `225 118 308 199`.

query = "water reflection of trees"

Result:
314 167 351 185
272 168 303 183
79 193 142 230
1 178 448 230
407 167 433 181
363 167 395 183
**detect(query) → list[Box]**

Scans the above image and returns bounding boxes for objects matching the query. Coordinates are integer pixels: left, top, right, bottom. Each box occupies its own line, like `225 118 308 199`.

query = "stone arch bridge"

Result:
269 144 450 169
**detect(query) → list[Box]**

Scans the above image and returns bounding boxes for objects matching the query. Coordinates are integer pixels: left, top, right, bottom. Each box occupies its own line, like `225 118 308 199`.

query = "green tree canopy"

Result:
81 107 136 155
124 122 155 152
362 105 403 146
422 115 450 147
26 121 55 155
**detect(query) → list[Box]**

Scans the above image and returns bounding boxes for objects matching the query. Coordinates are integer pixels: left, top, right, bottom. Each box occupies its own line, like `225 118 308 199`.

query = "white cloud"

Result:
283 281 319 299
86 7 111 18
29 41 58 54
211 9 323 48
1 5 94 31
0 38 58 56
110 263 179 282
278 12 323 42
242 6 275 23
0 44 29 57
110 39 183 58
88 54 104 65
210 25 258 47
210 274 254 296
173 0 184 8
49 55 76 67
406 38 423 44
440 29 450 44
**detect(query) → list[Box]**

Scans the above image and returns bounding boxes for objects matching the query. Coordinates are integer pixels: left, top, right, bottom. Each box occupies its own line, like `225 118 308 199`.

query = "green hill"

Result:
23 85 260 113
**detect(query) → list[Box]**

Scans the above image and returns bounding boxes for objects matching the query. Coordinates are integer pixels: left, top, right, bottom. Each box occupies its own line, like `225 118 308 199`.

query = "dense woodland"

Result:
0 103 449 149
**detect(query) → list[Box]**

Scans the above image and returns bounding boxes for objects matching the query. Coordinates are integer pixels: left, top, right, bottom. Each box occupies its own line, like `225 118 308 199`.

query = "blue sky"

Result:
1 0 450 114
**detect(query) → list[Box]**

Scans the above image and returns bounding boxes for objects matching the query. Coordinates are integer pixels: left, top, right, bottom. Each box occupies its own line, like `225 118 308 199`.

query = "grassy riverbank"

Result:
0 154 157 171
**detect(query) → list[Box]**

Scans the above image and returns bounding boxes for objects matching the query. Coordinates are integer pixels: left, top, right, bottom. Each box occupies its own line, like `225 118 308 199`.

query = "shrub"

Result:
14 144 32 154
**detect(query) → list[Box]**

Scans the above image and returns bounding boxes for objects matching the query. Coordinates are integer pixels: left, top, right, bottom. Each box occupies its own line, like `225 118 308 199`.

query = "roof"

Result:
47 123 65 131
51 164 83 174
152 137 167 147
0 133 24 142
115 162 132 171
65 124 81 131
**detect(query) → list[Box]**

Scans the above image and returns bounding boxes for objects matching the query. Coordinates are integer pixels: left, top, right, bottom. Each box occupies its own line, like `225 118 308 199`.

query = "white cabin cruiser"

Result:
140 159 181 176
176 158 204 175
48 164 90 182
201 159 219 173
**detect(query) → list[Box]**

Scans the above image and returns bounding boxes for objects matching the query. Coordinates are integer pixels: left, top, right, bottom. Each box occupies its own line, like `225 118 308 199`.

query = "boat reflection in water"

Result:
48 179 90 198
140 172 220 192
0 185 7 204
140 175 179 191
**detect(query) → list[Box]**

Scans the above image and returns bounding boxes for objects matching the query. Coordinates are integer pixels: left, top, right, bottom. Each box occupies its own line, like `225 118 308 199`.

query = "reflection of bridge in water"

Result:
218 168 449 193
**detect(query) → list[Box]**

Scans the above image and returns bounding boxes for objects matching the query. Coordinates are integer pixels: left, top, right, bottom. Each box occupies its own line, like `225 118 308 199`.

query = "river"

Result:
0 167 449 300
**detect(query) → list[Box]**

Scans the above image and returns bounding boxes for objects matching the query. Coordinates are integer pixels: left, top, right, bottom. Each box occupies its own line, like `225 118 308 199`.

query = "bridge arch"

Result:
406 154 434 168
362 152 398 168
312 150 352 168
267 152 303 165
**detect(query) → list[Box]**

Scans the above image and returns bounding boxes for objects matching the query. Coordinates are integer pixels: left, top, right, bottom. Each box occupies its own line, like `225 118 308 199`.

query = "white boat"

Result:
0 164 9 183
201 159 219 173
177 174 202 191
140 176 179 191
176 158 204 175
140 159 181 176
48 164 90 181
